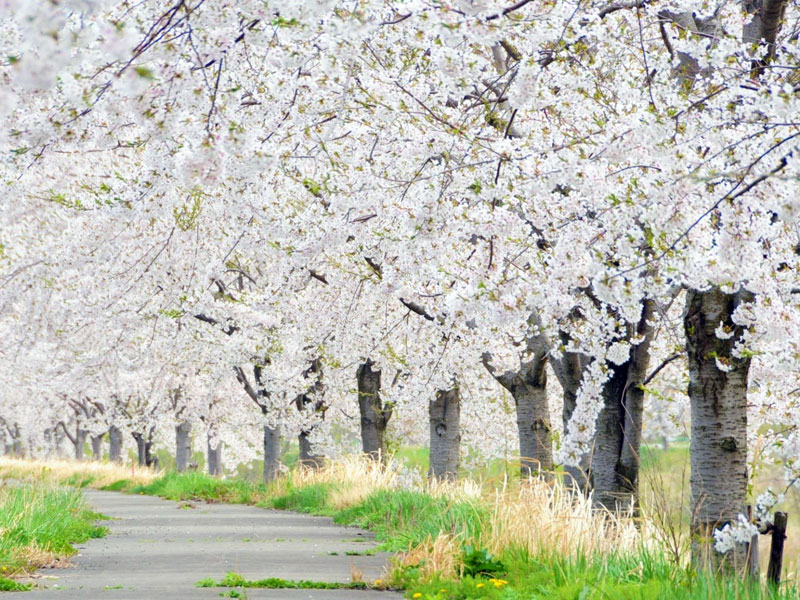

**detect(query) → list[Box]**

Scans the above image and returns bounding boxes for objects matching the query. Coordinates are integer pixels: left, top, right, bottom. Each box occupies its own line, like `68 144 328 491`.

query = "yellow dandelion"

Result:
476 582 484 588
412 594 422 599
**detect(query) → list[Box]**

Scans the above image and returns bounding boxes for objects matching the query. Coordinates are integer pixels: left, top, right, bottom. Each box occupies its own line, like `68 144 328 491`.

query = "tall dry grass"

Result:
485 476 645 558
0 457 159 488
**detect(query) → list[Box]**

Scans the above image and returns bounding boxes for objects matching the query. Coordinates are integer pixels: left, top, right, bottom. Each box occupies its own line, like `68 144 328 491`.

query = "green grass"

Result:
0 576 32 591
400 551 800 599
333 489 488 551
0 482 107 575
197 572 368 590
265 482 335 514
128 471 267 504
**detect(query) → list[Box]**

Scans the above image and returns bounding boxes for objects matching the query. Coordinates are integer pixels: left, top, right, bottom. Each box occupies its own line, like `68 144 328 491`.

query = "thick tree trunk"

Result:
429 387 461 481
175 421 192 472
207 435 222 476
263 425 281 482
684 287 752 572
91 434 103 461
109 425 123 463
357 360 392 461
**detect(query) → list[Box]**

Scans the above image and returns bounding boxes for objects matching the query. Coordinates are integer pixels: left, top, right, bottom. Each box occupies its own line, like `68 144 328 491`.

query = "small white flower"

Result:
715 321 734 339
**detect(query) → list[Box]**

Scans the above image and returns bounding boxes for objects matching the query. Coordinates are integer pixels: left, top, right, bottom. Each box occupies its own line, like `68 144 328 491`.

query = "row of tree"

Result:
1 0 799 574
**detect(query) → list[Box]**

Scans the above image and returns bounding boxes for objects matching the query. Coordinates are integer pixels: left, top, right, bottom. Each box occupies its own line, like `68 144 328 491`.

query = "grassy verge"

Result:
2 455 797 599
0 481 108 585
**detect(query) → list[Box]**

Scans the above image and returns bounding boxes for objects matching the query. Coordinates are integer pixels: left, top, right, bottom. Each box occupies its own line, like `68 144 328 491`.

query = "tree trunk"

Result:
298 430 324 468
616 301 656 511
109 425 123 463
357 360 392 461
74 427 88 460
207 435 222 476
684 287 752 572
484 337 553 477
133 432 146 466
429 387 461 481
550 349 591 491
132 430 156 467
91 434 103 461
175 421 192 472
552 300 655 510
9 423 24 458
263 424 281 482
589 362 630 510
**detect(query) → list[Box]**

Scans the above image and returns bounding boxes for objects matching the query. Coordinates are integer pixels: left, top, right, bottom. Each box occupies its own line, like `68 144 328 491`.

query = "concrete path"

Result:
23 490 402 599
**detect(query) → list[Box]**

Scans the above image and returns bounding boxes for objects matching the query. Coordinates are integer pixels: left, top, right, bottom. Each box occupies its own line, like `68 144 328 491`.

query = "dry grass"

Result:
395 534 462 581
0 457 159 488
486 476 645 558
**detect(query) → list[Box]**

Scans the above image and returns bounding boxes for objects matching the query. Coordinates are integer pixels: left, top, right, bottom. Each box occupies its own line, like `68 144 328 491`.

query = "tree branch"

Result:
643 352 683 386
400 297 435 321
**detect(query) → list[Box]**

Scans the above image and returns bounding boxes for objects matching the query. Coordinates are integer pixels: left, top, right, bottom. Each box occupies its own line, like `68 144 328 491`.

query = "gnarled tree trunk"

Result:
132 429 156 467
484 339 552 476
109 425 123 463
357 360 392 461
685 287 752 572
429 387 461 481
175 421 192 472
263 425 281 482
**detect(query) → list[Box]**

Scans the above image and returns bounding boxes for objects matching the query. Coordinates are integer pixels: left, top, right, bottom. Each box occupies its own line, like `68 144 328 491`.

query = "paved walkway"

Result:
23 490 402 599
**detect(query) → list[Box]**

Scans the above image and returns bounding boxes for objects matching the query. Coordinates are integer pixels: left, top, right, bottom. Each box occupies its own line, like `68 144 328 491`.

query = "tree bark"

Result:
91 434 103 461
109 425 123 463
263 424 281 482
175 421 192 472
207 434 222 476
357 360 393 461
429 387 461 481
684 287 752 572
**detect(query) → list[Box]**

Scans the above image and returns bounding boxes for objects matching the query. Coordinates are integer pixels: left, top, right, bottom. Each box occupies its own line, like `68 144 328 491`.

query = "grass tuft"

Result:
0 482 107 576
197 571 368 590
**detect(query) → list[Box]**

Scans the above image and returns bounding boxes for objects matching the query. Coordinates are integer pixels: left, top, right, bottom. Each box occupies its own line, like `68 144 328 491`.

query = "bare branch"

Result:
400 297 435 321
643 352 684 385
